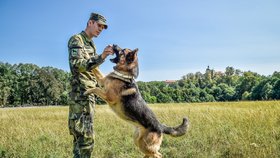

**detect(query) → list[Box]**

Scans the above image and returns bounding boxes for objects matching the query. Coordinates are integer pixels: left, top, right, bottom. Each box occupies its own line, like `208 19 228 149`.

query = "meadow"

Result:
0 101 279 158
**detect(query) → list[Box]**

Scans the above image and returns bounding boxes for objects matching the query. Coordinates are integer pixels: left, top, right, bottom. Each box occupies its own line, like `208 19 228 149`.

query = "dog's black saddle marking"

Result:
121 82 162 133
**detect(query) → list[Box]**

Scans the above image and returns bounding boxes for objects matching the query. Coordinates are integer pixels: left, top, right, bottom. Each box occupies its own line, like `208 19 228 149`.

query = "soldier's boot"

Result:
73 141 81 158
80 148 92 158
73 150 81 158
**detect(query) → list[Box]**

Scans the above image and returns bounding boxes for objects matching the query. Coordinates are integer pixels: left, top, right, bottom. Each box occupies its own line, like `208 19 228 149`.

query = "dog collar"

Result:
111 70 134 83
113 70 134 79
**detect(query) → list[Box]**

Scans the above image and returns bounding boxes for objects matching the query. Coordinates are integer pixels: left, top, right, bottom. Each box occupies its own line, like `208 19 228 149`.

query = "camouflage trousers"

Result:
68 95 95 158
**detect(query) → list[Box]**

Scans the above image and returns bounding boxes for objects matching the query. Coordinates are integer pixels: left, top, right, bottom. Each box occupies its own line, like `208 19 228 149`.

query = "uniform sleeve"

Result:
68 35 104 72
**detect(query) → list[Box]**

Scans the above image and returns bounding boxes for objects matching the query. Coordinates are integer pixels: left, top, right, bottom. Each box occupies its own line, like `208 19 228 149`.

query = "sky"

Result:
0 0 280 81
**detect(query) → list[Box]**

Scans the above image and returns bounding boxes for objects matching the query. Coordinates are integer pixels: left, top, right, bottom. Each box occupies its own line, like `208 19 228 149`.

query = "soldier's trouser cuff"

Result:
80 144 93 158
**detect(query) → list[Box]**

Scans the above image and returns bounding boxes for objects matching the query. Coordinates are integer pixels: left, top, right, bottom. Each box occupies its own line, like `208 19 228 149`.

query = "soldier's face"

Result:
89 20 105 37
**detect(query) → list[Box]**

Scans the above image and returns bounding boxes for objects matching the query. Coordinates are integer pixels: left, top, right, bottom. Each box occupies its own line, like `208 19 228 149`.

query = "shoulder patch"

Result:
71 48 79 57
70 48 81 58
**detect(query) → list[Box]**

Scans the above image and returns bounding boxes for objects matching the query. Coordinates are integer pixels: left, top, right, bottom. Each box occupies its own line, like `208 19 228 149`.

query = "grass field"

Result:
0 101 279 158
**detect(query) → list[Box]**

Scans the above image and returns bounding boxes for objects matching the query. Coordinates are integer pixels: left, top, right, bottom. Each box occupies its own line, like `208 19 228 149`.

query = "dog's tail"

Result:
161 117 189 137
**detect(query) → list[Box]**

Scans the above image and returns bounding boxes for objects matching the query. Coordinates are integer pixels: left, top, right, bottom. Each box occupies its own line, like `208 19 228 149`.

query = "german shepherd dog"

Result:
85 45 189 158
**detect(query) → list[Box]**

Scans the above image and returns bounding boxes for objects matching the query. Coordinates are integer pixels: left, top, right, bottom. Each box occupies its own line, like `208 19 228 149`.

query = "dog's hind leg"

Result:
143 132 162 158
143 154 162 158
136 129 163 158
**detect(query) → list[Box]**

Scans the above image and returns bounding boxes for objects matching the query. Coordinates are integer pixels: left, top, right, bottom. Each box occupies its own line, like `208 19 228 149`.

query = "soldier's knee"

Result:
77 135 95 149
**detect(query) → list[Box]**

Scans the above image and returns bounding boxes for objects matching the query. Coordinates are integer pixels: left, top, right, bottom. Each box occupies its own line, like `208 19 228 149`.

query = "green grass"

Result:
0 101 279 158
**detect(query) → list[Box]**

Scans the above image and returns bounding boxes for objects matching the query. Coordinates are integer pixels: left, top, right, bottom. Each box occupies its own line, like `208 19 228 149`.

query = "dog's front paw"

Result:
121 88 137 96
84 88 96 96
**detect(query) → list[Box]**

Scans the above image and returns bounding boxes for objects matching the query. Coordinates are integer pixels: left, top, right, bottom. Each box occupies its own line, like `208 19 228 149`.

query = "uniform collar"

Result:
81 31 92 43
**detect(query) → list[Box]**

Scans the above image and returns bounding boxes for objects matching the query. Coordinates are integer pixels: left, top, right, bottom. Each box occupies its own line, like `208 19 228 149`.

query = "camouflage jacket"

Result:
68 31 104 101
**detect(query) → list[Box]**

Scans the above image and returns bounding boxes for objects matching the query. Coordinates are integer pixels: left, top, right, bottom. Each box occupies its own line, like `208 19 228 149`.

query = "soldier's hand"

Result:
101 45 114 60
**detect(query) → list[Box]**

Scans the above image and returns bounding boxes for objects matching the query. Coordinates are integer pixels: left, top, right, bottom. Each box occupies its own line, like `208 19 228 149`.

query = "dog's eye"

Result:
126 53 134 64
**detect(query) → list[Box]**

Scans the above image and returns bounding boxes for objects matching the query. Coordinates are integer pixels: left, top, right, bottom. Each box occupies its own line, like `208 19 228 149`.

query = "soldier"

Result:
68 13 113 158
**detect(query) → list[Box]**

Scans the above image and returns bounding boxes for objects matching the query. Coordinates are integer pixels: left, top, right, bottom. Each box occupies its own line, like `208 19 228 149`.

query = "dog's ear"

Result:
126 48 138 64
133 48 139 54
132 48 138 60
131 48 139 78
130 48 138 57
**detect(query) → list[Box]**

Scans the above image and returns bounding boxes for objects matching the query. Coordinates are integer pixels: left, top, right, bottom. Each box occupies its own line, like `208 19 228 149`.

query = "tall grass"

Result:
0 101 279 158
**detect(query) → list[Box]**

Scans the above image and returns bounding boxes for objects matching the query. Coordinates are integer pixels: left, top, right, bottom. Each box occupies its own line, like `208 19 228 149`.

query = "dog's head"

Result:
110 45 139 78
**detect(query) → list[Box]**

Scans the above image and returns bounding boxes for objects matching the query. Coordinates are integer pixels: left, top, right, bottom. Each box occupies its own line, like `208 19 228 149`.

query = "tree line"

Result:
0 62 279 107
139 66 280 103
0 62 70 107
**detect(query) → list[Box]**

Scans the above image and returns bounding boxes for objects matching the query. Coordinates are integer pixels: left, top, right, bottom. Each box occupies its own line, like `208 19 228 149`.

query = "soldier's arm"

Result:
87 45 113 70
68 35 104 72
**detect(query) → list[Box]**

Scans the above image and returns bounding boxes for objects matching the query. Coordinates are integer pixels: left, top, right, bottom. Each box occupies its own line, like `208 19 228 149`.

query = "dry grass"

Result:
0 101 279 158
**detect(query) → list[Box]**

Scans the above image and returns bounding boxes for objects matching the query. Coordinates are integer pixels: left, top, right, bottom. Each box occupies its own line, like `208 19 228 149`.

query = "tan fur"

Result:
134 126 163 158
91 68 105 86
121 88 137 96
85 49 166 158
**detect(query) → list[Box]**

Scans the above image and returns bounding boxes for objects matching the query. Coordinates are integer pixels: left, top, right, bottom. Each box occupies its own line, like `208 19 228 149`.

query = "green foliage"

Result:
1 62 280 107
272 79 280 99
0 62 71 107
138 67 280 103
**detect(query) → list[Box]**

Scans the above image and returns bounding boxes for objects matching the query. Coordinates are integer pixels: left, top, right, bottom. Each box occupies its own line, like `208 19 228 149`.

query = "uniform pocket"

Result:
69 113 93 137
68 113 82 135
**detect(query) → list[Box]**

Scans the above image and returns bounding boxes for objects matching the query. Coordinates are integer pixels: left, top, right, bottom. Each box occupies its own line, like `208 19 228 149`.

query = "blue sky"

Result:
1 0 280 81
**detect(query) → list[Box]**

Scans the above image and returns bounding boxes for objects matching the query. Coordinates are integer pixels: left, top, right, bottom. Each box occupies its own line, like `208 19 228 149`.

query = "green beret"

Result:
89 13 108 29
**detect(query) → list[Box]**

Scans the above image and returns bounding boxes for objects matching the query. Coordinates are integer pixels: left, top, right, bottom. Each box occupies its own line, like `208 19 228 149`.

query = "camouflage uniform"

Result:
68 29 104 158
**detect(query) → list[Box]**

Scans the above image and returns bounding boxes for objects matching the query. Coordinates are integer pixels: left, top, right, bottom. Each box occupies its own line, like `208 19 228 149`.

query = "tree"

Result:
272 71 280 78
199 89 215 102
251 79 273 100
261 83 273 100
142 92 157 103
235 71 261 100
212 83 235 101
242 91 251 100
156 92 173 103
272 79 280 99
225 66 235 76
0 63 13 106
224 66 239 87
